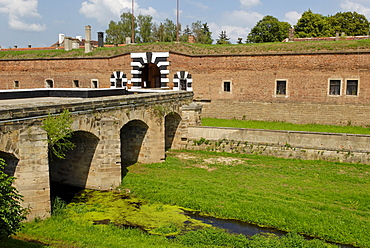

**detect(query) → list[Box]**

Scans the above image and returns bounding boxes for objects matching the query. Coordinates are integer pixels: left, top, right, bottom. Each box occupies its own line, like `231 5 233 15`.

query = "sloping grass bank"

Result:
2 39 370 59
122 150 370 247
202 117 370 135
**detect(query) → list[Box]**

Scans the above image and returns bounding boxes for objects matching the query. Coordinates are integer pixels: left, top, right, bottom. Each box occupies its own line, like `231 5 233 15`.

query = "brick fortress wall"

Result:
0 55 132 89
2 50 370 125
170 51 370 126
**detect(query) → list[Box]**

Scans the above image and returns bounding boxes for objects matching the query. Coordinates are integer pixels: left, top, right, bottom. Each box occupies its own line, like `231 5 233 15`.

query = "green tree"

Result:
42 109 75 160
294 9 332 37
0 159 28 239
180 25 192 42
137 14 154 43
216 31 231 45
191 21 213 44
328 11 370 36
152 19 177 42
163 19 177 42
105 12 136 44
247 15 290 43
152 23 164 42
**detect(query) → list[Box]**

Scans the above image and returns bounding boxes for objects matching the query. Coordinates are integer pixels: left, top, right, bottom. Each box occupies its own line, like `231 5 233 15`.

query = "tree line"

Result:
105 12 213 44
247 10 370 43
105 10 370 45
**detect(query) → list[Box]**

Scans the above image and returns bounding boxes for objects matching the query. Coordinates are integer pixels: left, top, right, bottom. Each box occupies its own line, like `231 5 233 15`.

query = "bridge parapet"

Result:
0 91 193 122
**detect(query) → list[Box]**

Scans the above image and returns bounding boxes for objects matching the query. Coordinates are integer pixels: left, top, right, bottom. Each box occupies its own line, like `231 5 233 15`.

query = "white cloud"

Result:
208 9 263 43
284 11 301 25
186 0 209 10
240 0 261 9
0 0 45 31
80 0 159 24
222 10 263 27
340 0 370 18
210 23 250 43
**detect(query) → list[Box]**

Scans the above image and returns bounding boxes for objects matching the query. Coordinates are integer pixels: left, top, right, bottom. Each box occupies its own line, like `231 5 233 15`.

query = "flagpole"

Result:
132 0 135 43
176 0 179 42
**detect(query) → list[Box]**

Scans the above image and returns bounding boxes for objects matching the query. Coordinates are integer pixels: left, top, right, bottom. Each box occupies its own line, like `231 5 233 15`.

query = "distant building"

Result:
50 34 98 49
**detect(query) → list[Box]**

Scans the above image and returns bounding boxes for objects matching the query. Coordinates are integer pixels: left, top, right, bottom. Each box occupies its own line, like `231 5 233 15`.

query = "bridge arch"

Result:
120 120 149 169
165 112 182 151
0 151 19 177
49 130 99 199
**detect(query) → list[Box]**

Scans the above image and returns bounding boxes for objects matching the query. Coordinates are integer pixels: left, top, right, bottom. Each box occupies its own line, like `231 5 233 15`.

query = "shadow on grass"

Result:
0 237 48 247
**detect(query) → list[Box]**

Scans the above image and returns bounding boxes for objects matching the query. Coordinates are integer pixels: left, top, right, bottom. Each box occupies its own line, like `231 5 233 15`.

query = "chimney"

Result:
59 33 65 44
125 37 131 45
85 25 92 53
188 35 195 43
98 32 104 47
64 37 72 51
289 27 295 41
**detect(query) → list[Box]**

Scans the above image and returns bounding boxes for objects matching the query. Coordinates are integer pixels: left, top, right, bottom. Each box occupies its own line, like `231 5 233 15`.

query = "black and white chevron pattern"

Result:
130 52 170 88
110 71 127 88
173 71 193 91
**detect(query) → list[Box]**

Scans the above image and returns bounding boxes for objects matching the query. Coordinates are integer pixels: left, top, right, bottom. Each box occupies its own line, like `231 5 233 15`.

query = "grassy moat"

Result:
2 150 369 247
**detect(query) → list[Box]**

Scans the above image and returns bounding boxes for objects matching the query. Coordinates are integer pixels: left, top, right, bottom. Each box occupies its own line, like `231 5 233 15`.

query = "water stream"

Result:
184 211 356 248
185 211 287 237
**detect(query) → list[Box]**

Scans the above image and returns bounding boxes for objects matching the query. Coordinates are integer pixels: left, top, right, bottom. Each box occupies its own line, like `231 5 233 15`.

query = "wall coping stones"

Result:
197 125 370 138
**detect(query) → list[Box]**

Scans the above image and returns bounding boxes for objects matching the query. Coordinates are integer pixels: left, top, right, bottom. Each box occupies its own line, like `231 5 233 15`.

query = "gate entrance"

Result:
141 63 161 88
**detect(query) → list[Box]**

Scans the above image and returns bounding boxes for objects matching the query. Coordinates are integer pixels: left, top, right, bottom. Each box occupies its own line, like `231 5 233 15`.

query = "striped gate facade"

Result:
130 52 170 88
173 71 193 91
110 71 128 89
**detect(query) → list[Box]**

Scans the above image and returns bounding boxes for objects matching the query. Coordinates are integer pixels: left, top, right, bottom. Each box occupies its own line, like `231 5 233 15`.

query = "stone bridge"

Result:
0 91 201 219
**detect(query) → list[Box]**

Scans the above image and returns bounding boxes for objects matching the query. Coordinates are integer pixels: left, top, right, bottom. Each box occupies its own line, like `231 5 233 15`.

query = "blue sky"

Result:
1 0 370 48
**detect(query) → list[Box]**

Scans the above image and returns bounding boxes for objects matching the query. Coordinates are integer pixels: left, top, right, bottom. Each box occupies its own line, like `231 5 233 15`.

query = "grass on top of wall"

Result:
2 39 370 59
201 118 370 135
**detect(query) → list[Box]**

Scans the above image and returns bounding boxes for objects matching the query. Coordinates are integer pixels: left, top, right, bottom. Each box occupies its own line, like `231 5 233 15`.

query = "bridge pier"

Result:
0 125 51 219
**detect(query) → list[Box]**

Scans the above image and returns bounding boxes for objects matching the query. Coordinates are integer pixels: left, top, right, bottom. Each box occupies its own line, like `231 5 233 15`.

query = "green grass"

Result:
202 117 370 134
7 150 369 247
12 216 336 248
2 39 370 59
123 150 370 247
16 216 186 248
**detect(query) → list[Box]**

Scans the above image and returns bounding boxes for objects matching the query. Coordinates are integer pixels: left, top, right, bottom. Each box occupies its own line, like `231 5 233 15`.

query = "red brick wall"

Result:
0 55 132 89
170 52 370 105
2 50 370 125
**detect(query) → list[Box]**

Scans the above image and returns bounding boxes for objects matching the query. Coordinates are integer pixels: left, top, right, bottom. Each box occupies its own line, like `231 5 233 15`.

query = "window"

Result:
346 80 358 95
45 79 54 88
329 79 341 95
223 81 231 92
91 80 99 88
14 81 19 88
276 80 287 95
73 80 79 88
